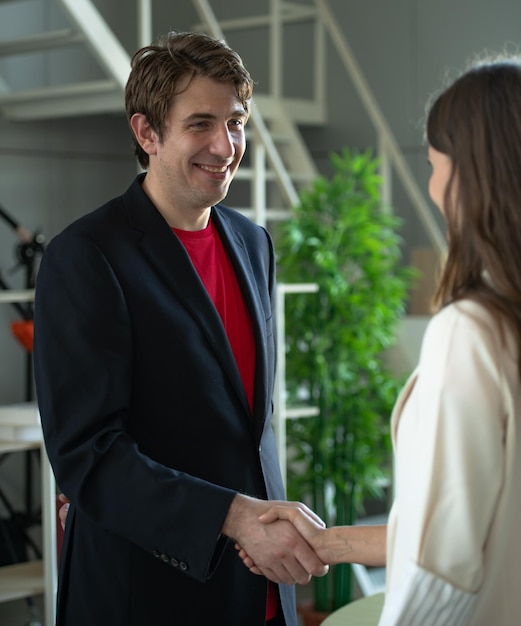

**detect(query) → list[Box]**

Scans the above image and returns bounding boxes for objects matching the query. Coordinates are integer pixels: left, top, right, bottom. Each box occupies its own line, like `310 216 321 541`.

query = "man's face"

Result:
146 74 248 221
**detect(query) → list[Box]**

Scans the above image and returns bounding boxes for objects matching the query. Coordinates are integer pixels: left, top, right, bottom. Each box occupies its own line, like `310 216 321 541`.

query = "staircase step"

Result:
0 29 85 56
0 79 123 120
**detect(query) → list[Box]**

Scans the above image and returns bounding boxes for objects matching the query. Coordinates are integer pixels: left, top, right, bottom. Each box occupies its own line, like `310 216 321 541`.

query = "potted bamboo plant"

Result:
275 148 414 622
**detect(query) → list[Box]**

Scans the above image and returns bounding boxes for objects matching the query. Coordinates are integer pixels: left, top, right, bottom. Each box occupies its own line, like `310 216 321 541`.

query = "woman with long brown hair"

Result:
240 56 521 625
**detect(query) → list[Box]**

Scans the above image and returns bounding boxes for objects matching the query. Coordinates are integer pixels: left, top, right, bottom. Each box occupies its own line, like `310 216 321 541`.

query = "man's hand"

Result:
235 504 327 576
57 493 70 531
222 495 329 585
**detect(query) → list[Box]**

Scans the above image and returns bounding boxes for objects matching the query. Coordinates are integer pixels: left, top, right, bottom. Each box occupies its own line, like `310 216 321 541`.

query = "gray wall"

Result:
306 0 521 250
0 0 520 405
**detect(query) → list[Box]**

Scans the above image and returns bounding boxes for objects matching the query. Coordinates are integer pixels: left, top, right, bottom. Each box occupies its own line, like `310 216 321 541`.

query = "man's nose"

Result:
209 126 235 158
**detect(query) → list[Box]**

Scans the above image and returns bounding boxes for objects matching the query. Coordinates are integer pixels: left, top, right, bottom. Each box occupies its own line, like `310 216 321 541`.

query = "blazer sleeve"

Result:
383 302 507 622
33 230 237 582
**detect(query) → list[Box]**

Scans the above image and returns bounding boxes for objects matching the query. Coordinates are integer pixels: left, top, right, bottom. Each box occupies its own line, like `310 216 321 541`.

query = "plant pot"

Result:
297 601 331 626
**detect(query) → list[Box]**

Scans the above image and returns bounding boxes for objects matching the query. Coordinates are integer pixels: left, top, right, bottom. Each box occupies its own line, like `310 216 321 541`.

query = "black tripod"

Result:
0 203 45 625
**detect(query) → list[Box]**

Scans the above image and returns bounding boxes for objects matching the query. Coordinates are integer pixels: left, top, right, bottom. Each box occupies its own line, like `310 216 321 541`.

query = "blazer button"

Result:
179 561 188 571
161 553 169 563
152 550 161 559
170 557 179 567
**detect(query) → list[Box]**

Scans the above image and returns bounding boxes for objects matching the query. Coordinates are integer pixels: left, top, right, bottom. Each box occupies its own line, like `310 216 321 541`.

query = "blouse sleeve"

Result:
380 302 507 625
378 559 477 625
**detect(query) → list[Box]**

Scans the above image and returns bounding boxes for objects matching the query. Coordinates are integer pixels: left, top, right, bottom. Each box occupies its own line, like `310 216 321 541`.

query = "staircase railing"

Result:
314 0 446 255
59 0 129 89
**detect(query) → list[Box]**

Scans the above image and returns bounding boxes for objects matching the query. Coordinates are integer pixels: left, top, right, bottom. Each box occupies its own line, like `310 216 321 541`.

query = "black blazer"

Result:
34 175 296 626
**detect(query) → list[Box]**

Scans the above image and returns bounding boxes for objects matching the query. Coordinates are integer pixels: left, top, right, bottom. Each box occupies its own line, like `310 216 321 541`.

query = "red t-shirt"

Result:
173 220 278 620
173 219 255 409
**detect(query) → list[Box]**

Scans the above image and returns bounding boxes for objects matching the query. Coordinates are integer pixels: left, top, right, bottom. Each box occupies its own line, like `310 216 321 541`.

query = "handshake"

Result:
57 492 386 587
223 494 387 586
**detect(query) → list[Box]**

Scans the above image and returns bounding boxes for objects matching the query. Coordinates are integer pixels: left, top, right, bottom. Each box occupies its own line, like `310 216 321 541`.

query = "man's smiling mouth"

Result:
198 164 229 173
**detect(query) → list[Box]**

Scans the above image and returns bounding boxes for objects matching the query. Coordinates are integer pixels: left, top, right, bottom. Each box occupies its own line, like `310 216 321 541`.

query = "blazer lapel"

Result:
123 178 252 420
390 369 418 445
212 207 270 428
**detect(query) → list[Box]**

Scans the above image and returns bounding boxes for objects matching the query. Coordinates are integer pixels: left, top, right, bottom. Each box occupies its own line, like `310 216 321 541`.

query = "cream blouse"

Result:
379 299 521 625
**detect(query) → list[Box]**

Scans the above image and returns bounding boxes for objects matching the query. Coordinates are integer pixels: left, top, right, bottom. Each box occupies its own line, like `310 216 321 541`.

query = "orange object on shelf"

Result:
11 320 34 353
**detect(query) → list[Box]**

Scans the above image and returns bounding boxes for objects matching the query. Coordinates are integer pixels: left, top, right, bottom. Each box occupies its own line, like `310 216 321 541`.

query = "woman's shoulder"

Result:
428 298 498 337
420 299 503 365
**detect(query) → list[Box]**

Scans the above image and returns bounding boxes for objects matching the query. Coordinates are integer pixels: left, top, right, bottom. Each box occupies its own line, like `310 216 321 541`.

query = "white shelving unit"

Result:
0 290 57 626
273 282 320 488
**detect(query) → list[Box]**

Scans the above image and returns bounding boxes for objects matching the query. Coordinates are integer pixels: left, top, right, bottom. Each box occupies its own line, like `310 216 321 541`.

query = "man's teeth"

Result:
200 165 227 173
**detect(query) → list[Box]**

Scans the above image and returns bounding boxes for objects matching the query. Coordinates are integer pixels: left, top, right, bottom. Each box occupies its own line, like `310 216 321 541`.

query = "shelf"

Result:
0 403 42 445
0 280 56 624
0 560 44 603
0 440 40 454
0 420 57 624
0 290 35 304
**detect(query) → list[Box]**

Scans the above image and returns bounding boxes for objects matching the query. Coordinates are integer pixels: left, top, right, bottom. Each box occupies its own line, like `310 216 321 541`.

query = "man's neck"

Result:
141 172 211 231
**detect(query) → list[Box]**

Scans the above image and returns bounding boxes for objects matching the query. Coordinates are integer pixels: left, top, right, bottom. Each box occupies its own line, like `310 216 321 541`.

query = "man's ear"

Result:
130 113 158 157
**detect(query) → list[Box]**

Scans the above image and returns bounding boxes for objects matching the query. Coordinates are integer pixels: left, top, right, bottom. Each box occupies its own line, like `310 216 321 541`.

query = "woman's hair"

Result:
426 56 521 364
125 31 254 168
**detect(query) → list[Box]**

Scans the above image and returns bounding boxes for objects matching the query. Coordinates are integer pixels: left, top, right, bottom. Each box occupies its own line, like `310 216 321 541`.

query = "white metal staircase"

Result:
0 0 320 228
0 0 447 250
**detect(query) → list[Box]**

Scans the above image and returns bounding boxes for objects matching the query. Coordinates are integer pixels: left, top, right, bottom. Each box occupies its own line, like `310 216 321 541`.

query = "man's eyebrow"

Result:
183 112 215 122
183 109 248 123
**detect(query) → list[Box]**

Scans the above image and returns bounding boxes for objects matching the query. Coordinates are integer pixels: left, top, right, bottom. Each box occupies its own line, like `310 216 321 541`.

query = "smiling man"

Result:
131 74 248 229
33 31 327 626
